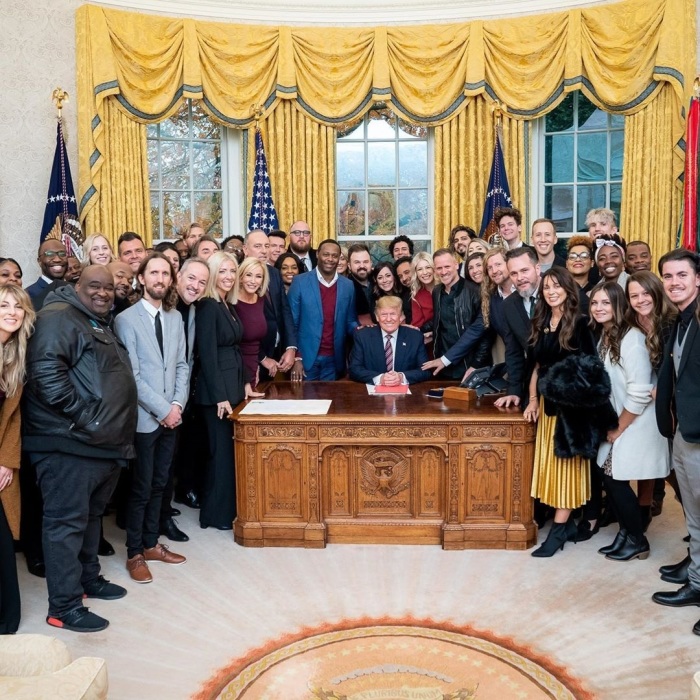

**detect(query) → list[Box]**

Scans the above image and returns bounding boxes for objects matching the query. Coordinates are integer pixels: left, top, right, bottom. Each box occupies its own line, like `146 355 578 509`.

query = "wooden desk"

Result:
231 381 536 550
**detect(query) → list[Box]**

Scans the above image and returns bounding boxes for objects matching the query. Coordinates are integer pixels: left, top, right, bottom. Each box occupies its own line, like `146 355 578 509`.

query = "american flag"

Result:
479 132 513 241
40 118 84 260
248 128 279 233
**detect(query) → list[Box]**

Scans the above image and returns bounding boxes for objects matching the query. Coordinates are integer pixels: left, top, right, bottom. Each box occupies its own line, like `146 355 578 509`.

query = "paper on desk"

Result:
239 399 332 415
366 384 411 395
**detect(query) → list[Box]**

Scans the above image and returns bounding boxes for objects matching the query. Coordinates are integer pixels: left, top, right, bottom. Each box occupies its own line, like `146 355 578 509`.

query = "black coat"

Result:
502 293 531 399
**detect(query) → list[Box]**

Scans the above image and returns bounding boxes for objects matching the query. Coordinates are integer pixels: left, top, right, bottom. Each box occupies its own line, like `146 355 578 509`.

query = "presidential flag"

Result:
248 129 279 233
479 132 513 241
682 95 700 252
41 118 84 259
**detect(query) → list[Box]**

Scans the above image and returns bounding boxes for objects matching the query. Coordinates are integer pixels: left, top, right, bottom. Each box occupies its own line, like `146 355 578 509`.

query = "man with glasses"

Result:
26 239 69 310
288 221 316 271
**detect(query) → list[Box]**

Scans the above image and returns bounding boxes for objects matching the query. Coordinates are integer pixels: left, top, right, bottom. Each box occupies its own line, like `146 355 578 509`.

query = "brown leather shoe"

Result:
126 554 153 584
144 542 186 565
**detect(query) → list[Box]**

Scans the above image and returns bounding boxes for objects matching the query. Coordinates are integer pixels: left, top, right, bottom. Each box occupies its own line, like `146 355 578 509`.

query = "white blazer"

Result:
597 328 669 480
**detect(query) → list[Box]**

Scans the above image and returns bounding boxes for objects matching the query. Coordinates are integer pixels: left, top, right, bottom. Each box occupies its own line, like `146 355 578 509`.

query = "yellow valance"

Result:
76 0 695 223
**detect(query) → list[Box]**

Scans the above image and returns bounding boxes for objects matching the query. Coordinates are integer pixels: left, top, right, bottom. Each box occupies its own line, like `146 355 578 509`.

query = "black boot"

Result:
598 529 627 556
576 519 600 542
660 550 691 584
606 533 650 561
532 523 568 558
565 519 578 543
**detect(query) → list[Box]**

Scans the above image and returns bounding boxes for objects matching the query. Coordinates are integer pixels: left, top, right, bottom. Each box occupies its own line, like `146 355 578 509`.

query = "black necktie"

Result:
155 311 164 356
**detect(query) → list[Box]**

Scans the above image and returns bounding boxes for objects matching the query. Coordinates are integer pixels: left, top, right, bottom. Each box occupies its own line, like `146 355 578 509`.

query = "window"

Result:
147 100 224 241
336 107 431 262
538 92 624 234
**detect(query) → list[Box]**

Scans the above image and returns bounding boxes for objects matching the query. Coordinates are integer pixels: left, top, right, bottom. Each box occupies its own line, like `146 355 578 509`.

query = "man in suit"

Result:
288 220 317 271
348 243 374 327
115 253 189 585
288 239 358 381
652 249 700 632
531 218 566 272
117 232 147 275
349 295 431 385
25 239 69 310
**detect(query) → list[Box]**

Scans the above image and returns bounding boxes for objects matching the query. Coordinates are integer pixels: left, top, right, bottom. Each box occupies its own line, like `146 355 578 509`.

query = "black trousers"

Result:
199 405 236 529
601 471 643 537
19 452 43 563
34 453 120 617
581 460 603 521
0 502 20 634
126 426 177 559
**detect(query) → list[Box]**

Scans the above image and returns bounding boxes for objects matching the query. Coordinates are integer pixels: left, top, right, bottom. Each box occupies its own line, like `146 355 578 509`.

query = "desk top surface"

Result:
231 381 524 422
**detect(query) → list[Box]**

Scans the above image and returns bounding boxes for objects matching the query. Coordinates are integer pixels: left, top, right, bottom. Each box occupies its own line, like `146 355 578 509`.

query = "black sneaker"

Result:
83 575 127 600
46 606 109 633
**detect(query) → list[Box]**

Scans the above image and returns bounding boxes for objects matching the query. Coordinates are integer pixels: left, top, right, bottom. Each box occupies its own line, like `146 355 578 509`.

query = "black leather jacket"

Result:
23 286 137 459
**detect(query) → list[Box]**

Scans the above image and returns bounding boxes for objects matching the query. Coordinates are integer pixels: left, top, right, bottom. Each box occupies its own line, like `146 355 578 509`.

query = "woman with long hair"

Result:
0 285 35 633
194 252 263 530
83 233 116 266
370 261 402 321
590 281 669 560
467 238 490 257
523 267 598 557
465 252 485 286
410 252 435 333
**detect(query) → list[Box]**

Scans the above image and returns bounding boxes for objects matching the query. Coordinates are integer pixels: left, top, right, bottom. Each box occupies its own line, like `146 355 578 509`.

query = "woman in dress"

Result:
523 267 598 557
83 233 115 266
0 260 22 287
274 252 304 294
590 281 669 560
235 257 279 387
0 284 34 633
195 252 263 530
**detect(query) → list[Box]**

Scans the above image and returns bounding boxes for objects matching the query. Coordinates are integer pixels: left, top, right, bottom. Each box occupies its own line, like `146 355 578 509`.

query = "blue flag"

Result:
248 129 279 233
479 132 513 240
41 119 84 259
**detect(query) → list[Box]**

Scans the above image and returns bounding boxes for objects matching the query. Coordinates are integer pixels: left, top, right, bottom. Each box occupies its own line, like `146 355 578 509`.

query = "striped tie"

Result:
384 334 393 372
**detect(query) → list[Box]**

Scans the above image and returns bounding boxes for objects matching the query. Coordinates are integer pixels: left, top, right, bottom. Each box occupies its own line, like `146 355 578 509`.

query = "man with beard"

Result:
347 243 374 327
115 254 189 585
449 224 476 268
24 266 138 631
288 220 316 271
108 261 135 315
26 239 69 309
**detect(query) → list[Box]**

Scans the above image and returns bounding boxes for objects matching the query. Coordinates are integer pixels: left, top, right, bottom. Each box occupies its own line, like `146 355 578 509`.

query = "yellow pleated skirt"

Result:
531 399 590 509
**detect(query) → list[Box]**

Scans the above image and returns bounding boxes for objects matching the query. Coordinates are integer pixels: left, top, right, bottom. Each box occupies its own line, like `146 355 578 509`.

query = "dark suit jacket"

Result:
266 264 297 353
194 297 246 407
656 314 700 442
288 247 317 270
26 278 68 311
349 325 431 385
502 293 531 399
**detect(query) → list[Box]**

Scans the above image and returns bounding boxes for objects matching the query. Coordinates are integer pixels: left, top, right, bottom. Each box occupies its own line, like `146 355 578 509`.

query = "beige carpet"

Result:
14 496 697 699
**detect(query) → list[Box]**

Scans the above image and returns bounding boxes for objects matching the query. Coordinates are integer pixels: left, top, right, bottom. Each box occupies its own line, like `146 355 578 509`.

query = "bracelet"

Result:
294 358 303 363
529 395 538 401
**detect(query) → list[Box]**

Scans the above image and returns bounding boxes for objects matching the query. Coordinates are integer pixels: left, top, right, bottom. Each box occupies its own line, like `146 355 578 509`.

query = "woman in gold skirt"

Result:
523 267 598 557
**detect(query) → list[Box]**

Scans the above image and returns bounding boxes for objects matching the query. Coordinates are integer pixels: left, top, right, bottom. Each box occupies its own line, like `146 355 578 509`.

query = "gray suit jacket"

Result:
115 300 189 433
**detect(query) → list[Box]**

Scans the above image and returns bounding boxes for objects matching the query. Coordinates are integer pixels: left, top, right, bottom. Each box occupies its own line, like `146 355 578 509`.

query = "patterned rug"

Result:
194 618 593 700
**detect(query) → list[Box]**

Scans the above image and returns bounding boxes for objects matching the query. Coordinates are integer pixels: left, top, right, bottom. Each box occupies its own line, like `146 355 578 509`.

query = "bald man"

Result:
288 220 317 271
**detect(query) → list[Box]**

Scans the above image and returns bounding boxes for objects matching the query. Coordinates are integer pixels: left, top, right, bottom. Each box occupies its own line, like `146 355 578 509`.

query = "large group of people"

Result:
0 206 698 638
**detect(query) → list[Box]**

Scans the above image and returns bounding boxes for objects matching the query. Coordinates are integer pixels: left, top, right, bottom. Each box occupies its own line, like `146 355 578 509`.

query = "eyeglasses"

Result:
567 252 591 261
40 250 68 259
290 230 311 237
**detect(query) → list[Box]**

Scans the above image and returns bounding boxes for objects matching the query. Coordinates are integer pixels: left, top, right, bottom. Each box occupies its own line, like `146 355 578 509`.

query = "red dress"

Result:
411 287 433 329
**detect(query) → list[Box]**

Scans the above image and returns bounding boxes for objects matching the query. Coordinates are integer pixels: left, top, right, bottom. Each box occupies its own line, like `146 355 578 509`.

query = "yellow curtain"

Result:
621 83 682 268
82 97 151 248
434 97 526 249
247 103 336 246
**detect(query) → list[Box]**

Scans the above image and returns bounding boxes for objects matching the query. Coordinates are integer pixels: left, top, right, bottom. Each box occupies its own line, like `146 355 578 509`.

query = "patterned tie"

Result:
155 310 164 357
384 334 393 372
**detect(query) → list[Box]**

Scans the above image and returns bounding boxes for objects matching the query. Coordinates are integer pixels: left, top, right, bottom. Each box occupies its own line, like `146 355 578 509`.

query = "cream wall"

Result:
1 0 698 280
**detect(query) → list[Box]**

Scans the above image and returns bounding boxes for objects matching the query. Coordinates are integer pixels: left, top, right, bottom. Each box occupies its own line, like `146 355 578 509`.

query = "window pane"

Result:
610 183 622 223
399 142 427 187
337 142 365 188
367 190 396 235
578 102 607 131
146 123 158 138
162 191 191 239
160 141 190 190
546 93 574 132
159 102 190 139
193 192 223 236
339 121 364 140
338 191 365 235
577 132 607 182
191 102 221 139
545 185 573 232
576 184 606 231
367 142 396 187
545 135 574 183
367 116 396 140
610 130 624 180
192 141 221 190
398 190 427 237
610 114 625 129
147 140 160 189
150 192 160 240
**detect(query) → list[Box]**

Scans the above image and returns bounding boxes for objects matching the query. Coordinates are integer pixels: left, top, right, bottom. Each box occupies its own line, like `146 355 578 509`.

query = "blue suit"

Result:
287 271 358 377
349 325 431 385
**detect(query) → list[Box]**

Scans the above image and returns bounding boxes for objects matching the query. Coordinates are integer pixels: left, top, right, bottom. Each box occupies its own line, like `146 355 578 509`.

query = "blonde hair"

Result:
237 257 270 298
375 295 403 313
0 285 35 397
480 248 508 328
410 251 435 299
83 233 115 265
204 251 239 304
467 239 490 256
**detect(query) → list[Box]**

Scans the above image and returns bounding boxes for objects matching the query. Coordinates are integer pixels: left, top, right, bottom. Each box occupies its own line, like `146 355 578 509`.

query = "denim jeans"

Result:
305 355 337 381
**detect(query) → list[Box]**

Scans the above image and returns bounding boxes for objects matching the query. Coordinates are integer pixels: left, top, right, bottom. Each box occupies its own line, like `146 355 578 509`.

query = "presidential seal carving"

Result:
359 448 410 499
